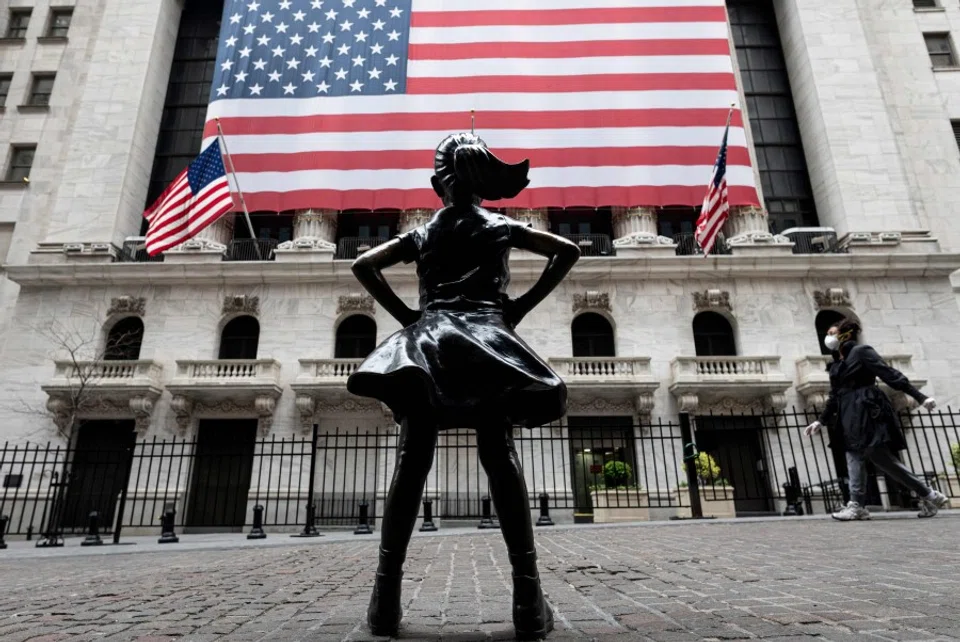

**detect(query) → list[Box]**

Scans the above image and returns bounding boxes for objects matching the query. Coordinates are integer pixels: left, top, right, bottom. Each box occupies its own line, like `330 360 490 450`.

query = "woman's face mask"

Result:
824 334 840 351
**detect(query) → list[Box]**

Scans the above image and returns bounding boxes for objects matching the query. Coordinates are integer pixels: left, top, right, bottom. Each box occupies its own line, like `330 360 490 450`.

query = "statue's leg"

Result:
367 415 438 636
476 423 554 640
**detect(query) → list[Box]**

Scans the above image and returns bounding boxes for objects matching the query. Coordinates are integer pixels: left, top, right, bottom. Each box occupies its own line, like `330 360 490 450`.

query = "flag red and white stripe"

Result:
143 139 235 256
694 114 731 257
203 0 759 212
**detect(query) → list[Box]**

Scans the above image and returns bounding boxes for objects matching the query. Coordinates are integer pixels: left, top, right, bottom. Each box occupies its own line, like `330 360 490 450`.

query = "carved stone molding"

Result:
108 296 146 317
315 398 385 415
222 294 260 316
170 395 194 436
63 242 114 256
676 394 700 414
572 291 611 313
277 237 336 251
45 393 159 436
295 395 317 433
566 398 635 414
813 288 852 310
169 237 226 253
692 289 731 313
170 394 279 436
337 294 375 316
634 393 655 415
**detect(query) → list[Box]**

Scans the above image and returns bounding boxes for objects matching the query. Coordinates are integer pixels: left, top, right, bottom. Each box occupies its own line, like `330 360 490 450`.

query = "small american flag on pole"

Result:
143 139 235 256
694 109 732 257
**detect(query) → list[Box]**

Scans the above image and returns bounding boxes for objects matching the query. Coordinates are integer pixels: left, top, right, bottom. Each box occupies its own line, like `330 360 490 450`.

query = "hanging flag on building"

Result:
694 111 731 257
143 139 235 256
203 0 760 212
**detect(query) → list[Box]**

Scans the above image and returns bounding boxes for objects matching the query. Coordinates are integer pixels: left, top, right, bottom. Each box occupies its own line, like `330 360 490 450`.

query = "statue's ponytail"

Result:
434 133 529 202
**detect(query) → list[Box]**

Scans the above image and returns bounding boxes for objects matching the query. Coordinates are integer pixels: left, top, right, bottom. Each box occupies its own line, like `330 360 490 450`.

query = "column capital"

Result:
399 209 434 233
276 209 337 259
505 208 549 231
611 206 675 250
724 205 794 255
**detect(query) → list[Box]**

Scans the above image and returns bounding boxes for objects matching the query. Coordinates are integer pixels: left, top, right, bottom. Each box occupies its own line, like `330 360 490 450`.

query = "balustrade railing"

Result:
549 357 650 379
299 359 364 379
175 359 281 381
673 356 782 379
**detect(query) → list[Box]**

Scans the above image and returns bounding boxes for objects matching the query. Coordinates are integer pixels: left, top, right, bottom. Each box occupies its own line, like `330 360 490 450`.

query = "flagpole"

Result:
215 117 262 260
697 104 737 258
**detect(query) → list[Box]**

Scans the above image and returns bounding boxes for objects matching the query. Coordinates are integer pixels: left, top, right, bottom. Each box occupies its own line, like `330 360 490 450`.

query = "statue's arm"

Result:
507 227 580 325
352 238 421 327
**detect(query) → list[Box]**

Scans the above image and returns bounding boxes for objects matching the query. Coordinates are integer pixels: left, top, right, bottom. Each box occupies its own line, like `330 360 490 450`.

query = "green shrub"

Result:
603 460 632 489
682 452 726 485
952 443 960 472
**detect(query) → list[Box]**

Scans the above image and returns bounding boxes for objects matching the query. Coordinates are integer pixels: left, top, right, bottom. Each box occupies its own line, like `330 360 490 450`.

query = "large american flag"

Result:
204 0 759 211
694 118 729 257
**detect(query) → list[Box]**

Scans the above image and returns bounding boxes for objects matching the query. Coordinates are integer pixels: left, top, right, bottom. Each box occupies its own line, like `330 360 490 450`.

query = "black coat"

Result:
818 343 928 453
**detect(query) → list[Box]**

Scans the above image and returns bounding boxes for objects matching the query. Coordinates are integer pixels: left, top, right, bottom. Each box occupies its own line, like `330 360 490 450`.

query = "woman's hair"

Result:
433 133 530 203
833 317 862 342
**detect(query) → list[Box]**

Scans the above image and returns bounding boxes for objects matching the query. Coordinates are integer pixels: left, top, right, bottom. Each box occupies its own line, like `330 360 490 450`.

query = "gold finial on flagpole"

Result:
470 109 475 134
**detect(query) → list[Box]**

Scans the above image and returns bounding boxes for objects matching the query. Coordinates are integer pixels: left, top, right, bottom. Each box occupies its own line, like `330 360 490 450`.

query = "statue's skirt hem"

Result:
346 310 566 430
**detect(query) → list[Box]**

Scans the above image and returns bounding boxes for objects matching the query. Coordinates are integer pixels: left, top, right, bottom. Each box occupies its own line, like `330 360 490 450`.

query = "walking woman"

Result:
804 318 947 520
346 133 580 639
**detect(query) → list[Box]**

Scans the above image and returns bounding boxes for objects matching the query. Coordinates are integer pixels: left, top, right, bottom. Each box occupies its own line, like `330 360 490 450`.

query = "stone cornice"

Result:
5 252 960 287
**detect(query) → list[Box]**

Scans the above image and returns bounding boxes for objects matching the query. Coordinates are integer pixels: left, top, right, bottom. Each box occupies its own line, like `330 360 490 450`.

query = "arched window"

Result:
571 313 615 357
335 315 377 359
219 316 260 360
815 310 846 355
104 317 145 361
693 312 737 357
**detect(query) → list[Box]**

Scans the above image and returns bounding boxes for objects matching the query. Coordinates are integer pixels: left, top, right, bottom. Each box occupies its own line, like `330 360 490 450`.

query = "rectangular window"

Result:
924 33 956 68
913 0 939 8
5 9 31 38
0 74 12 107
951 120 960 155
28 74 54 106
47 8 72 37
6 145 36 182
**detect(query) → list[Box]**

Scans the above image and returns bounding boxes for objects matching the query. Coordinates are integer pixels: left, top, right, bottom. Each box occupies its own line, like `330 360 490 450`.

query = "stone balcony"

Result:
796 355 927 410
41 360 164 434
167 359 282 435
669 356 792 412
548 357 659 415
291 359 386 429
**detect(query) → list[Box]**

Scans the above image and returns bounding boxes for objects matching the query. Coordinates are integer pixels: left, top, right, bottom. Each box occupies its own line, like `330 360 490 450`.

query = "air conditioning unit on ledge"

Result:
780 227 842 255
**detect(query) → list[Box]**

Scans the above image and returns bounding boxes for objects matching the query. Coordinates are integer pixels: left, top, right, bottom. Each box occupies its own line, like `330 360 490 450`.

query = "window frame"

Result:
5 9 31 39
46 7 73 38
0 73 12 108
6 145 36 182
27 73 55 107
924 32 957 69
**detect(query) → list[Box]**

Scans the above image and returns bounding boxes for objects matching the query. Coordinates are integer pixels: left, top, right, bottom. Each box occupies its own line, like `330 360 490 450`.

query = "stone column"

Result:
506 208 549 231
399 209 433 233
164 214 234 263
610 207 675 256
724 206 794 256
275 209 337 262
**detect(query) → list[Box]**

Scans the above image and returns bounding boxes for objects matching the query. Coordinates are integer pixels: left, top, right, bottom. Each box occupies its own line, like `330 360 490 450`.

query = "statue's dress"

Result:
347 206 567 429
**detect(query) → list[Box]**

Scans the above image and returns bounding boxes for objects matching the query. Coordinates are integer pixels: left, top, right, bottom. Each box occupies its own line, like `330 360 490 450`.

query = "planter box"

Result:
590 489 649 523
936 475 959 506
686 485 736 518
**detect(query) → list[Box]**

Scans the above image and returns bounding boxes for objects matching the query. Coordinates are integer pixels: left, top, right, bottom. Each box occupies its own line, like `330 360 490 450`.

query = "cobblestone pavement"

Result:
3 515 960 642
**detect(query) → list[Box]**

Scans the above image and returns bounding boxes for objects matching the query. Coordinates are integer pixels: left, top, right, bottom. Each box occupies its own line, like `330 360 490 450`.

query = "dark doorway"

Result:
694 416 773 516
104 317 145 361
335 315 377 359
218 316 259 359
571 313 615 358
567 416 637 521
693 312 737 356
186 419 257 531
63 420 136 531
815 310 846 356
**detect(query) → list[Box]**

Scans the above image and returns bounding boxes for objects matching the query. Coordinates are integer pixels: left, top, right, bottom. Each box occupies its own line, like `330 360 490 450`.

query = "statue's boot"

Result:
510 552 554 640
367 547 404 636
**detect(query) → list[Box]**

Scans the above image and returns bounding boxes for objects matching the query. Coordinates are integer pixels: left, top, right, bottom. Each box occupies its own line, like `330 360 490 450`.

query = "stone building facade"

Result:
1 0 960 530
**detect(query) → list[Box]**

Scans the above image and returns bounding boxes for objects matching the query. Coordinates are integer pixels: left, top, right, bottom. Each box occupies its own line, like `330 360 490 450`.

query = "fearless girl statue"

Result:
347 132 581 639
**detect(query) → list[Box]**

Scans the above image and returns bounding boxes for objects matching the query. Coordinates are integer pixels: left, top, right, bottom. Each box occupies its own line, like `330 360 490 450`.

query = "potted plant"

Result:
939 443 960 504
680 452 736 518
589 460 649 523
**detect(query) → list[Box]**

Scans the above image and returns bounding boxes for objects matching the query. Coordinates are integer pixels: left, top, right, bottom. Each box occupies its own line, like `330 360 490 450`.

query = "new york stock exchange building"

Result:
1 0 960 542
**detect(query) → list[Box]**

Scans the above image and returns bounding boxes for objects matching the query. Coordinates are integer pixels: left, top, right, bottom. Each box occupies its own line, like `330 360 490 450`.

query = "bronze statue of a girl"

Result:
347 133 580 640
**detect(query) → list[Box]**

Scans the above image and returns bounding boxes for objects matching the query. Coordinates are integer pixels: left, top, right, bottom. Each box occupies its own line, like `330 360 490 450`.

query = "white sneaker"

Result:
832 501 871 521
918 490 949 518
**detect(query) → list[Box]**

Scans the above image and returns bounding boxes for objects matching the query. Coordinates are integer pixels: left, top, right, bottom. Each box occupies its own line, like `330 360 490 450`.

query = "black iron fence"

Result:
1 408 957 543
226 238 279 261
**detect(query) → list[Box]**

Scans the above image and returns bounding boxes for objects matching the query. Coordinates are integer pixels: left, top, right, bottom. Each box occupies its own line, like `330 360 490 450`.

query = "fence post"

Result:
679 413 704 519
478 496 499 529
535 492 554 527
247 504 267 540
782 466 802 516
81 511 103 547
292 423 322 538
354 501 373 535
158 507 179 544
36 470 65 548
112 444 136 545
0 515 8 549
419 499 438 532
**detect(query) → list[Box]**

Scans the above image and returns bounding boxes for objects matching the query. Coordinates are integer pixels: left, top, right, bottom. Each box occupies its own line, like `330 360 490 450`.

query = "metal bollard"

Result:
535 492 555 527
247 504 267 540
0 515 8 549
419 499 438 532
354 501 373 535
158 508 179 544
292 502 321 538
477 496 500 529
81 511 103 547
